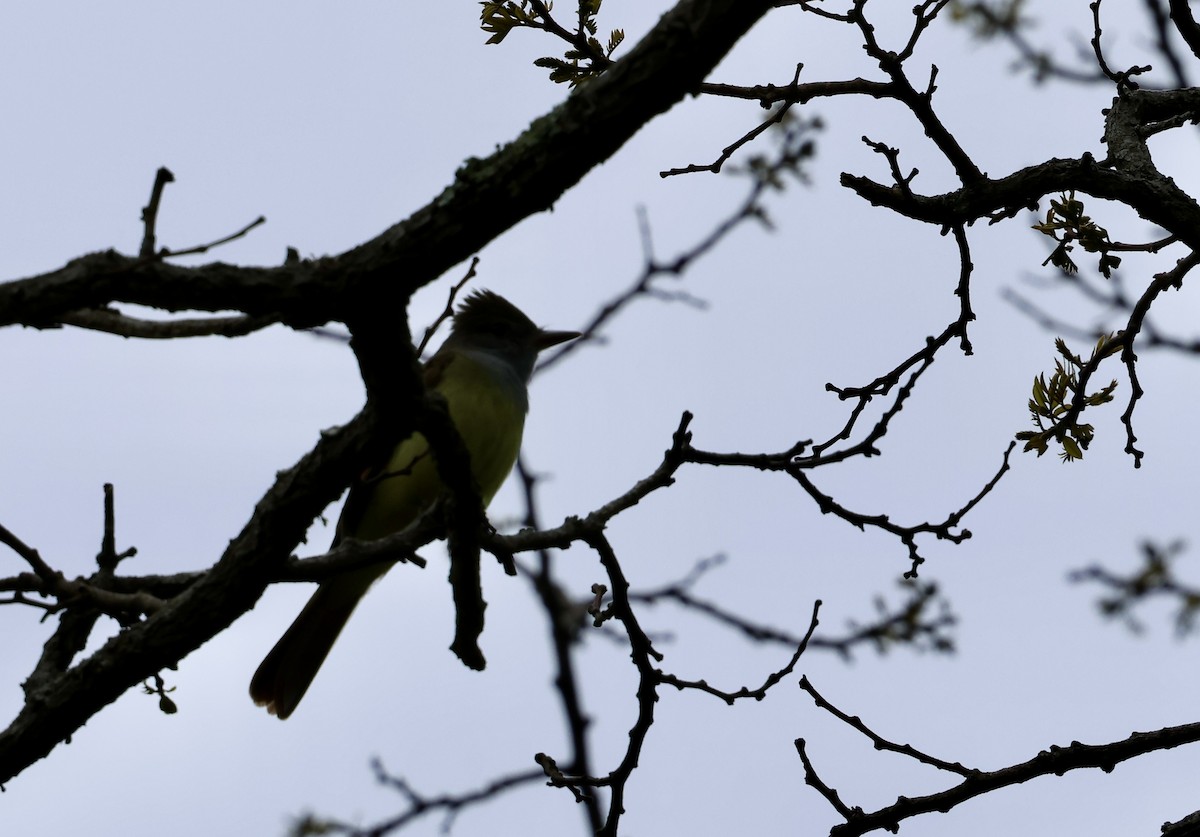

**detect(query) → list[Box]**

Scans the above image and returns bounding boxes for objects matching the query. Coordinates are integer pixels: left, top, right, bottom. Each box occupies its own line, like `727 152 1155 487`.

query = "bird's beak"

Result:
535 329 582 351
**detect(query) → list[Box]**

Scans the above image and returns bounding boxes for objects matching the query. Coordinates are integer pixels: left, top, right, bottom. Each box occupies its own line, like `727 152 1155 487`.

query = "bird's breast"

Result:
437 354 527 503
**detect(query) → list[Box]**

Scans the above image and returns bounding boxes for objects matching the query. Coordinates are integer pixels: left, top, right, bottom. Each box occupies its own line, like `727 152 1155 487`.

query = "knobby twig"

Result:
139 166 174 257
798 675 1200 837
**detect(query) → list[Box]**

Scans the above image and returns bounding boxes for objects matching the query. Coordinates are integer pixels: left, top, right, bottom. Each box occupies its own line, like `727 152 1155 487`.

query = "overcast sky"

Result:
2 3 1198 836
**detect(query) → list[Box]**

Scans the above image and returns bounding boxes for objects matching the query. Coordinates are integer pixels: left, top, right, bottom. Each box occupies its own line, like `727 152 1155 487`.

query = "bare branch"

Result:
802 676 977 775
301 761 546 836
161 215 266 259
59 307 281 339
801 678 1200 837
1 0 782 332
139 166 174 258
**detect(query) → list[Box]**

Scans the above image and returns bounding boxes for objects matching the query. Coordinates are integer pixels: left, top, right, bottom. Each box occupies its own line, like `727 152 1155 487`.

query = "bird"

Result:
250 290 580 719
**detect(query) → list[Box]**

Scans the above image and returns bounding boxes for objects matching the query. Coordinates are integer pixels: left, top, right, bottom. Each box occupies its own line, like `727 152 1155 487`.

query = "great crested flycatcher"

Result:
250 290 579 719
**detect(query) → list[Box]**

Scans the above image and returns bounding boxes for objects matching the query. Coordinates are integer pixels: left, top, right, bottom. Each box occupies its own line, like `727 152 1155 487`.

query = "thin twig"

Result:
139 167 175 258
415 257 479 355
161 215 266 258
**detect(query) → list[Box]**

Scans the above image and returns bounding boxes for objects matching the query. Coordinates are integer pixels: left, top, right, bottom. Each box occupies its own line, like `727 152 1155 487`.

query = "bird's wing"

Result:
330 350 456 547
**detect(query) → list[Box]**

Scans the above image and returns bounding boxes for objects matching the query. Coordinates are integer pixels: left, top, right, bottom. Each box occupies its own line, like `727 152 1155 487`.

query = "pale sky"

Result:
2 3 1198 836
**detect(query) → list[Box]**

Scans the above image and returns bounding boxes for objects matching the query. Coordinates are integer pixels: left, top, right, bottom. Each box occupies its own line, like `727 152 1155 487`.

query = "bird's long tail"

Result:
249 566 383 719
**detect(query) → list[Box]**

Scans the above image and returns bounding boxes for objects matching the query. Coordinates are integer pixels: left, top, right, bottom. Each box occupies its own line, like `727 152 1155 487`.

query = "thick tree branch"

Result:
0 0 779 332
0 407 384 784
842 87 1200 248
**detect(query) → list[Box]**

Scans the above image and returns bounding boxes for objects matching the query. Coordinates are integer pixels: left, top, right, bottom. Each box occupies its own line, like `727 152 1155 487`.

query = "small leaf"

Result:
1060 436 1083 461
1032 375 1047 411
1022 435 1048 455
607 28 624 56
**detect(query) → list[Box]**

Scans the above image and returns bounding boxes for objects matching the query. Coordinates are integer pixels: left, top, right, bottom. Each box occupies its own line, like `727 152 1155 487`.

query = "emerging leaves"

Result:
480 1 540 45
1033 191 1122 278
480 0 623 86
1016 335 1120 462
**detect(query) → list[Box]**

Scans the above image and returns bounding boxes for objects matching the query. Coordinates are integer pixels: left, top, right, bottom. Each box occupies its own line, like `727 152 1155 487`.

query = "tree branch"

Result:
0 0 781 332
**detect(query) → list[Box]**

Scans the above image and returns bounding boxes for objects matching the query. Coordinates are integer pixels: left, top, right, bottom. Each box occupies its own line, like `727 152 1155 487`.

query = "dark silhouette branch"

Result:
0 406 384 784
58 307 281 339
0 0 782 332
800 675 1200 837
139 166 174 258
303 761 547 836
514 457 604 834
161 215 266 259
